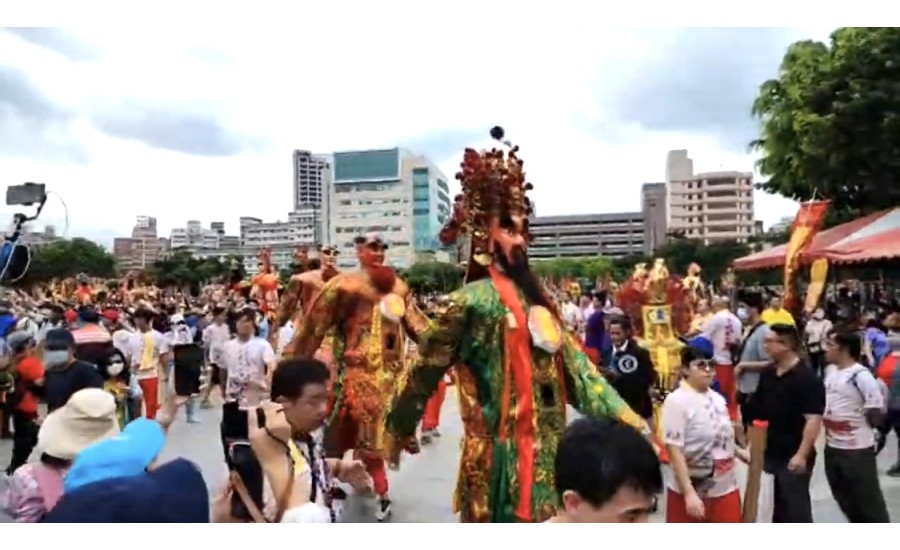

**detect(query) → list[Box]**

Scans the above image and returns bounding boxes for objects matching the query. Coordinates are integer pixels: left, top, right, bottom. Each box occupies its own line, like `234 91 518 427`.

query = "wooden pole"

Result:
741 420 769 523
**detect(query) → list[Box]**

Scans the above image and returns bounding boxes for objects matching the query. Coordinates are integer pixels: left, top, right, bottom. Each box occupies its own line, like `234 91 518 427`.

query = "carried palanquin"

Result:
615 258 692 434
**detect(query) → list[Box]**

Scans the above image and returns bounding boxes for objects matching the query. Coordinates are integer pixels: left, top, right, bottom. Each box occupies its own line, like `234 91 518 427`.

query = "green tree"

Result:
531 257 614 281
20 238 118 283
402 261 464 294
751 27 900 225
149 251 230 288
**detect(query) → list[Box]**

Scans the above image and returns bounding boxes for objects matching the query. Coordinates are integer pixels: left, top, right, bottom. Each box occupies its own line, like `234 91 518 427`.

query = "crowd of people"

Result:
0 128 897 524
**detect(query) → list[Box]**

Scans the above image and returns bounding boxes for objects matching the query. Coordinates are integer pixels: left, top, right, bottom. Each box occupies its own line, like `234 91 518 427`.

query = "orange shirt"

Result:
15 356 45 415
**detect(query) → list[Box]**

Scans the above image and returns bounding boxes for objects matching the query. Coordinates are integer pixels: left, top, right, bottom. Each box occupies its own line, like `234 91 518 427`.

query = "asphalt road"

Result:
3 388 900 522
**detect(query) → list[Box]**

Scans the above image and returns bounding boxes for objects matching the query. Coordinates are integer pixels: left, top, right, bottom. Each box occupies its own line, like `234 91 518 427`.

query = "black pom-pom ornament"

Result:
490 126 505 141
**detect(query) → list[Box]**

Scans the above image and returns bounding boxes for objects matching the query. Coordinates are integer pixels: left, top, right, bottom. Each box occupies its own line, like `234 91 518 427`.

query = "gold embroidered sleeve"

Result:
561 333 649 435
401 298 432 341
386 292 468 438
283 277 340 359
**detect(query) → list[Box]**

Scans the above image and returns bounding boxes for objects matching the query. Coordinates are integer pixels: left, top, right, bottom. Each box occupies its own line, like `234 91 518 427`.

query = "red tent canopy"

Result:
733 208 900 271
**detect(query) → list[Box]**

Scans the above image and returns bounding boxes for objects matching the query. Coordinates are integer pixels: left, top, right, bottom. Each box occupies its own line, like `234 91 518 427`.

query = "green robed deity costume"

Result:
385 128 655 523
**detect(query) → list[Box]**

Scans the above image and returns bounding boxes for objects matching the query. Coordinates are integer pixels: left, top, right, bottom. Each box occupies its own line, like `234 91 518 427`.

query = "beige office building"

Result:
665 150 756 244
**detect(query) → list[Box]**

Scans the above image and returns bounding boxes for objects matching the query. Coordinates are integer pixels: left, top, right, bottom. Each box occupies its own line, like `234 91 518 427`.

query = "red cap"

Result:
101 309 119 323
64 309 77 323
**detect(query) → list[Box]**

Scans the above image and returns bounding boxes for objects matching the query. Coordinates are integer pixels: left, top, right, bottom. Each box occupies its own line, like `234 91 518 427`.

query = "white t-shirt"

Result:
112 328 133 357
701 310 742 365
126 329 171 380
662 385 738 498
278 322 295 356
823 364 884 450
561 302 583 331
221 337 276 409
202 323 231 365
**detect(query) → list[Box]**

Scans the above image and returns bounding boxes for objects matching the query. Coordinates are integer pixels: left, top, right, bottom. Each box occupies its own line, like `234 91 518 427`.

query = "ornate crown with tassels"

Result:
439 126 534 281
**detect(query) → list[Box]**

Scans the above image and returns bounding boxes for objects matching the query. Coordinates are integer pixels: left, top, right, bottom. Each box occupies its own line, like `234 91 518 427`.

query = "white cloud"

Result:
0 20 821 244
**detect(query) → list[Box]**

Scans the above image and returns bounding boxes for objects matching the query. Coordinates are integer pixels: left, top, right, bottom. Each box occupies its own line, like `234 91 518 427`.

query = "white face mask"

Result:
43 350 70 367
737 307 750 321
812 309 825 320
107 361 125 377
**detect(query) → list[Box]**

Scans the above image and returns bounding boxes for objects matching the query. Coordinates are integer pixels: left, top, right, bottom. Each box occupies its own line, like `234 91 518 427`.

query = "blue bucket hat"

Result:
64 418 166 492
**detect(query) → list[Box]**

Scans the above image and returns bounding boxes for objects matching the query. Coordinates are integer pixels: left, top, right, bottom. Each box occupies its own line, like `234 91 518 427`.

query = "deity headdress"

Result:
439 126 534 283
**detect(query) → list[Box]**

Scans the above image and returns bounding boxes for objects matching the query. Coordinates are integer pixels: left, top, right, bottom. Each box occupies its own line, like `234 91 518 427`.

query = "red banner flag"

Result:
783 200 830 311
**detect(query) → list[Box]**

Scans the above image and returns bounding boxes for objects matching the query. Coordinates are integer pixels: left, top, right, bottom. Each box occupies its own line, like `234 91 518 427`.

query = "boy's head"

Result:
555 417 661 523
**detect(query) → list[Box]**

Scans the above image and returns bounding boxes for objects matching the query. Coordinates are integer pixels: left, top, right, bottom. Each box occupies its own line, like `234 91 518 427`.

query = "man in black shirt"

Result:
42 329 105 412
754 323 825 523
604 317 656 421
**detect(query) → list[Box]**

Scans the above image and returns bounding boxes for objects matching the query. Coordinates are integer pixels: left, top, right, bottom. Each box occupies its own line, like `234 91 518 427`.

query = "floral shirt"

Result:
2 463 66 522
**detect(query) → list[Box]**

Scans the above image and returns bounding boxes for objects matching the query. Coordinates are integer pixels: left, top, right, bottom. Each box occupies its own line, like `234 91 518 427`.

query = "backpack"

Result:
847 366 888 417
0 356 23 408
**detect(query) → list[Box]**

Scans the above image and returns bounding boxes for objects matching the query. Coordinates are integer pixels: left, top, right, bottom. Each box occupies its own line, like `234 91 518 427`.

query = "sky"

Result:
0 23 834 247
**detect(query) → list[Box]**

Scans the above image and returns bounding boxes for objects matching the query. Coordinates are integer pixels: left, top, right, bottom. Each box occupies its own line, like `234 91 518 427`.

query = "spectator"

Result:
3 331 44 474
662 346 747 523
2 388 119 522
546 417 661 523
762 296 796 327
71 306 114 367
822 329 890 522
603 317 656 422
701 296 743 422
755 323 825 523
804 307 832 378
735 292 771 433
42 329 104 413
43 458 208 523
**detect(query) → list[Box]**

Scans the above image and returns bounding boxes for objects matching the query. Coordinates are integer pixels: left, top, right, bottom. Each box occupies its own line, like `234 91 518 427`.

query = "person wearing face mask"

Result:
98 350 137 428
734 292 771 434
804 308 832 378
42 329 105 413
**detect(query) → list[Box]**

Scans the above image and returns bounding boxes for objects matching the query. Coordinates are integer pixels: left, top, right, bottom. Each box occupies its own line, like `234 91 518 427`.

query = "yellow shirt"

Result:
761 308 796 326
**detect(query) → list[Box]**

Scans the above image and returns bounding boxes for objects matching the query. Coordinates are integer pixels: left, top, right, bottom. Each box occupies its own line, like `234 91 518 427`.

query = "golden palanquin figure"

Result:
616 258 691 435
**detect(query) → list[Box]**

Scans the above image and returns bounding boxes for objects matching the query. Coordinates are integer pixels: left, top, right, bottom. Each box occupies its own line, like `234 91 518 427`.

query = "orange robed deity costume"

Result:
385 127 658 523
283 234 430 518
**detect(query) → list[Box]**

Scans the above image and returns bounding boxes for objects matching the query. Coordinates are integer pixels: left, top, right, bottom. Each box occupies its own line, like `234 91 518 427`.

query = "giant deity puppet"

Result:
385 127 658 523
616 257 692 434
251 247 280 317
284 233 430 521
276 244 341 386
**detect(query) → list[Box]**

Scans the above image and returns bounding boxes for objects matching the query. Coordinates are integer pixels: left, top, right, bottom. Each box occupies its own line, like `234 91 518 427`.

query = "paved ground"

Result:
3 388 900 522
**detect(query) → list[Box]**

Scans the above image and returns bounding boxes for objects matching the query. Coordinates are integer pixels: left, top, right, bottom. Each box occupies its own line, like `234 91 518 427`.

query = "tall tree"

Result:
752 27 900 225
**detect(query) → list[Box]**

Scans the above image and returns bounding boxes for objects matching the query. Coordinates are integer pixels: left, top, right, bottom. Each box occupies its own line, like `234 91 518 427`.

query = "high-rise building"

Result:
328 148 451 269
293 150 331 209
529 213 646 260
113 215 166 271
665 150 756 244
641 182 668 255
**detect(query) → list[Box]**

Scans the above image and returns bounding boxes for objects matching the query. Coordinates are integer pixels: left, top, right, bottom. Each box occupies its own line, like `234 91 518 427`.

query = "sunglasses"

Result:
689 359 714 371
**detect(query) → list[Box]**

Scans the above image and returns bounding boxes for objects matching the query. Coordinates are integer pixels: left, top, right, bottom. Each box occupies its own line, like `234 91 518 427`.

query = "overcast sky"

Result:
0 24 832 246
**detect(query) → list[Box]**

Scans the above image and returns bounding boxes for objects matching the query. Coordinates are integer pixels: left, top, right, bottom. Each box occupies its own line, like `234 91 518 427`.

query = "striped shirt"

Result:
71 323 112 344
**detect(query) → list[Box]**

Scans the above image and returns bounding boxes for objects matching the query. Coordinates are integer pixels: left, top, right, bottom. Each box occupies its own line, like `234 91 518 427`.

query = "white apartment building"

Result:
328 148 450 270
665 150 757 244
240 210 321 248
170 220 220 250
